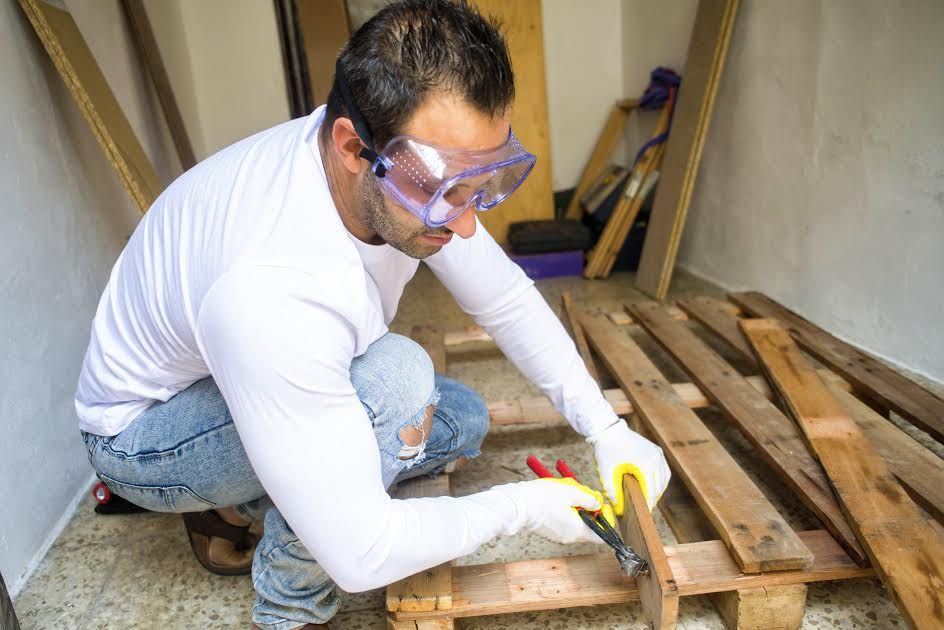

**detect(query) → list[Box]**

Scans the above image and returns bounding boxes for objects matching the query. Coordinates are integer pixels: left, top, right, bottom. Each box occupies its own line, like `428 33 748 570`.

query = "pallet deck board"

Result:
627 301 867 566
729 291 944 443
396 530 870 621
581 314 813 573
741 319 944 629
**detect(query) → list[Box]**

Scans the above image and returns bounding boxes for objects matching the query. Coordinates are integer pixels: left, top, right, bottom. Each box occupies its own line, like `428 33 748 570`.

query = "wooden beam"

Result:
658 475 807 630
627 301 866 566
0 572 19 630
394 530 870 622
581 314 813 573
677 296 944 527
386 475 454 615
740 319 944 630
19 0 161 213
634 0 739 298
121 0 196 170
677 296 757 365
564 99 638 220
620 475 679 628
729 291 944 444
560 291 599 383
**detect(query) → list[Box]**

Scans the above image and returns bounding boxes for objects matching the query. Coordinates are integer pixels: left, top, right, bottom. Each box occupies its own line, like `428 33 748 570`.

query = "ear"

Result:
330 117 368 174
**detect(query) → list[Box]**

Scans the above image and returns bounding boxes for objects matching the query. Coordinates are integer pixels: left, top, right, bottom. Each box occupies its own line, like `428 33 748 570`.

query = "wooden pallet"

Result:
382 289 944 628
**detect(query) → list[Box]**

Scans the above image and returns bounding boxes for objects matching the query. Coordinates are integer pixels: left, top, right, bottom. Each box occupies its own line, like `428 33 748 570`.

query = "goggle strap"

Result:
359 147 388 178
335 60 385 175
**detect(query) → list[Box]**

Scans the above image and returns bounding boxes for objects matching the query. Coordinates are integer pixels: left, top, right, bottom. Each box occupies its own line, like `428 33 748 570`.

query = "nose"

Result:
444 205 477 239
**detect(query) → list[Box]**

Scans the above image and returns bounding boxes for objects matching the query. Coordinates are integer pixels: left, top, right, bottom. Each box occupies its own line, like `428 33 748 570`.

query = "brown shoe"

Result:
183 510 258 575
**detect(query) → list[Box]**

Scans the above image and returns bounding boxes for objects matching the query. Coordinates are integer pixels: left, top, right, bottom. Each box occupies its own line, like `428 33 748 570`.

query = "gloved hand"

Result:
492 477 609 544
587 421 670 514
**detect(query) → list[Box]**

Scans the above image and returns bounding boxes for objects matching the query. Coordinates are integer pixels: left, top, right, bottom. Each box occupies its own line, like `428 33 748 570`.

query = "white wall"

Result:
1 0 176 594
678 0 944 383
542 0 624 190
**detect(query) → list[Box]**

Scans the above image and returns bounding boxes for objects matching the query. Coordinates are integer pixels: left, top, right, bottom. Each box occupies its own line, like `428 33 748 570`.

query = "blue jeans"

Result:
82 333 489 629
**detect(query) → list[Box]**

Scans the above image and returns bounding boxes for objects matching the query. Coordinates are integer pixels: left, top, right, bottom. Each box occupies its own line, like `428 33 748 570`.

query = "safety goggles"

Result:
334 64 536 227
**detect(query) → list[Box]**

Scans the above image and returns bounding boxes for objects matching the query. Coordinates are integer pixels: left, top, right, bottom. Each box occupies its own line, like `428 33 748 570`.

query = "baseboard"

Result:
676 261 944 389
9 471 98 599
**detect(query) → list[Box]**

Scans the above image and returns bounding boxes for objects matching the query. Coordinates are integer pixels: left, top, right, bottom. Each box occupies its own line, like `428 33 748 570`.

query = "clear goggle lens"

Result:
373 131 536 227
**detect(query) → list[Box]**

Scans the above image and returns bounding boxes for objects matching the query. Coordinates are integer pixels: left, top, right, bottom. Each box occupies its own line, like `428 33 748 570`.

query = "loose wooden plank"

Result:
741 319 944 629
581 314 812 573
620 475 680 628
560 291 600 383
386 475 453 614
677 296 757 365
564 99 638 220
729 291 944 444
19 0 162 213
121 0 196 170
396 530 870 622
635 0 739 298
628 301 866 566
821 373 944 525
678 297 944 528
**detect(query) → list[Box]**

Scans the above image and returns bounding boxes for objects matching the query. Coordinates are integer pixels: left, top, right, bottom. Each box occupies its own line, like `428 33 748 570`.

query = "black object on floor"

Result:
94 494 149 515
508 219 592 255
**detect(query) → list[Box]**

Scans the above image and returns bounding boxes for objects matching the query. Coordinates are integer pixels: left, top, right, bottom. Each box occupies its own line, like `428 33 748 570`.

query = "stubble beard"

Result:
359 174 446 260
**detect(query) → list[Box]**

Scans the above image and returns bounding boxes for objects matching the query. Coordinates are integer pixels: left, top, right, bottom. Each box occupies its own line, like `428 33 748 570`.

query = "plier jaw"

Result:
525 454 649 577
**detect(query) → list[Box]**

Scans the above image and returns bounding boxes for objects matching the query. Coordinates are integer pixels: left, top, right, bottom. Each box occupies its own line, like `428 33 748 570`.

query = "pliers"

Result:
526 455 649 577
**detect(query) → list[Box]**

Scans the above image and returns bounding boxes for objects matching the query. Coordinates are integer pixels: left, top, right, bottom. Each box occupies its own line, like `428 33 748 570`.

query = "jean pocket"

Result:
99 474 216 513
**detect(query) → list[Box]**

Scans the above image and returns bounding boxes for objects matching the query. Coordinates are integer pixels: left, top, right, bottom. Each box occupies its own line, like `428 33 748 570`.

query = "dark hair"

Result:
321 0 515 151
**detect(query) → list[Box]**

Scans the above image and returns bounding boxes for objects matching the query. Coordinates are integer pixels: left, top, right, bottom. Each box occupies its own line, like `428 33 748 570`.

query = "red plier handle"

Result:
526 454 599 516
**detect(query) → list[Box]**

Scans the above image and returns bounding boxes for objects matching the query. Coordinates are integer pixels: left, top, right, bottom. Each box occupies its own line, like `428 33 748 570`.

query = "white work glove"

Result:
588 421 670 514
492 477 612 544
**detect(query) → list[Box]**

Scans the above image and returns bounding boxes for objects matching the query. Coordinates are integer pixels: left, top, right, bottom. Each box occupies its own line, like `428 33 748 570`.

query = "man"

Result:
76 1 670 627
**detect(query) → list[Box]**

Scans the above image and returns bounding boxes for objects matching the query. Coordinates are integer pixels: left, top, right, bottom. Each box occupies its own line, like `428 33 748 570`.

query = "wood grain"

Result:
395 530 870 622
635 0 740 298
741 319 944 630
470 0 553 242
386 475 453 613
729 291 944 444
560 291 599 383
564 99 638 220
677 296 757 365
677 296 944 527
581 314 813 573
19 0 161 213
628 301 866 566
620 475 679 629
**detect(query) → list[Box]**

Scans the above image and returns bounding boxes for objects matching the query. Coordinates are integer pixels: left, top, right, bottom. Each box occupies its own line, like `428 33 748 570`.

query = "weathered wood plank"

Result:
621 475 679 629
677 296 757 365
581 314 812 573
560 291 600 383
386 475 453 613
729 291 944 443
678 297 944 527
741 319 944 630
395 530 870 622
1 572 20 630
627 301 866 566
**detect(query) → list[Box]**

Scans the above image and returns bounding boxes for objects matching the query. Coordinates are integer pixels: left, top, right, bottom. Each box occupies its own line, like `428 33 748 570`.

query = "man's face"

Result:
356 93 511 259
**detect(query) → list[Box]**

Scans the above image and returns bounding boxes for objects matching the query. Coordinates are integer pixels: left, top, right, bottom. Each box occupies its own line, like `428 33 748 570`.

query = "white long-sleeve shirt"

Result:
75 106 618 591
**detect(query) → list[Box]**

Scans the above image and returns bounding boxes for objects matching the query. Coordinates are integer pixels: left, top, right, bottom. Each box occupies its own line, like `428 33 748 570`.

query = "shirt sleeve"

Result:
194 265 522 592
424 219 619 437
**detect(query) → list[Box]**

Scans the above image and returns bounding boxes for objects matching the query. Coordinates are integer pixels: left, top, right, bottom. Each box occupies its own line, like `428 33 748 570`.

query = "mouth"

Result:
419 232 453 246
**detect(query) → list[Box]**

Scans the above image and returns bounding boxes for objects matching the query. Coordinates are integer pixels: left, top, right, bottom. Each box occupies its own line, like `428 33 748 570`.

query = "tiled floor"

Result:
15 267 935 629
